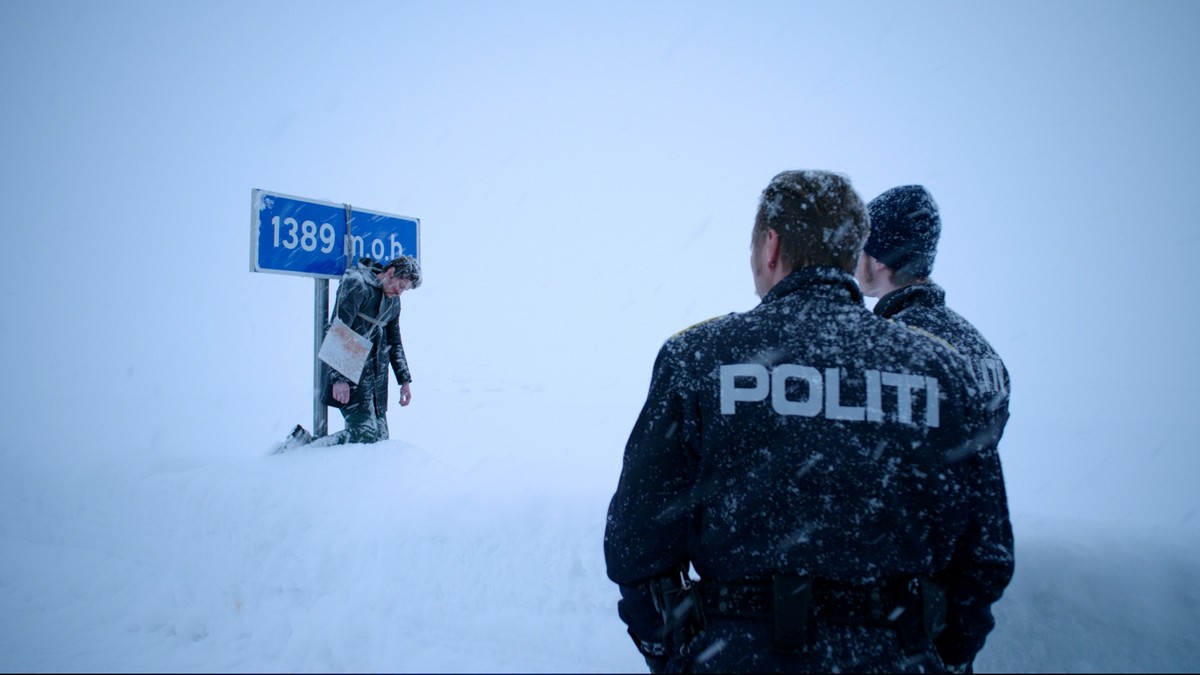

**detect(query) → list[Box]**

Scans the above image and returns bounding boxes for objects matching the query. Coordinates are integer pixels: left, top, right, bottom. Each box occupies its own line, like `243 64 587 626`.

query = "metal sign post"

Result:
250 189 420 439
314 278 329 437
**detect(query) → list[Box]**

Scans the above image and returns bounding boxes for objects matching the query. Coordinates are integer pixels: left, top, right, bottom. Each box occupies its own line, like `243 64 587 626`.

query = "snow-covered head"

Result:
864 184 941 282
383 255 422 289
753 170 869 274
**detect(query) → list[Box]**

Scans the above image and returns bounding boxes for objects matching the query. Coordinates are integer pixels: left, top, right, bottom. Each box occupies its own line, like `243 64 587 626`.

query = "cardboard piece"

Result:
318 318 372 384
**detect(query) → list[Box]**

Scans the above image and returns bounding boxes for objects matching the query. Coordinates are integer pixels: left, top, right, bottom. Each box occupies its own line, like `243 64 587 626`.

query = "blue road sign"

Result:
251 189 420 278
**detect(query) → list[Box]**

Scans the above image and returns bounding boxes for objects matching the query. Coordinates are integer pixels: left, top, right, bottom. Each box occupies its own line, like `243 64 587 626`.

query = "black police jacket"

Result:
874 281 1015 666
605 267 1007 665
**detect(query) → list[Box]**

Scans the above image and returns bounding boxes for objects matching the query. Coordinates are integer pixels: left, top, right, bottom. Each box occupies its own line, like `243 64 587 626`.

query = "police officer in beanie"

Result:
857 184 1015 672
605 170 1007 673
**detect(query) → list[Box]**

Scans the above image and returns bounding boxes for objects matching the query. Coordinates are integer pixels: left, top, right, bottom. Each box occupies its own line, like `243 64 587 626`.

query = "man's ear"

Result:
862 253 886 273
874 258 892 278
765 228 781 266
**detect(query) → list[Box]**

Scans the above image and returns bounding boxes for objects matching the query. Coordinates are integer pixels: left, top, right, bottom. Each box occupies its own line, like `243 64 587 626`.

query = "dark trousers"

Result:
341 371 389 444
312 375 389 446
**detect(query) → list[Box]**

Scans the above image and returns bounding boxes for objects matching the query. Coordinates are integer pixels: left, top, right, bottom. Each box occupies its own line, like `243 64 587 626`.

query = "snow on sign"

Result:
250 188 421 278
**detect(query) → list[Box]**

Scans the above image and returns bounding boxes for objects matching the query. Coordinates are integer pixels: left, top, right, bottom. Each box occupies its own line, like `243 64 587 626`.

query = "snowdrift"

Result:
1 440 1197 673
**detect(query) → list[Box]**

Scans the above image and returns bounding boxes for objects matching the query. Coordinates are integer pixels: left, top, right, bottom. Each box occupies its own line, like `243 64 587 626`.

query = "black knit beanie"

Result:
864 185 941 278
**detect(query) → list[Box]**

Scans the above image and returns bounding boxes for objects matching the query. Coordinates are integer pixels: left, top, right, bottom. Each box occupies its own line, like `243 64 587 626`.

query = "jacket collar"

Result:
353 258 384 289
762 266 864 306
873 281 945 318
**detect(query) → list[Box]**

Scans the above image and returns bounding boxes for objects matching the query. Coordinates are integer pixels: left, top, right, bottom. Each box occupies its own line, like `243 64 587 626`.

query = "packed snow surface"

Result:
1 377 1197 673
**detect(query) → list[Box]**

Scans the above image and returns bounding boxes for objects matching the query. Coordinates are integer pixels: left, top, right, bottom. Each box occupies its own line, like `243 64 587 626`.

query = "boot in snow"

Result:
272 424 314 454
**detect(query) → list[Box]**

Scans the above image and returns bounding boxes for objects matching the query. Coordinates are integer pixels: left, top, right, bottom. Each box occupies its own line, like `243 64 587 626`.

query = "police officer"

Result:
604 170 1011 673
857 184 1015 672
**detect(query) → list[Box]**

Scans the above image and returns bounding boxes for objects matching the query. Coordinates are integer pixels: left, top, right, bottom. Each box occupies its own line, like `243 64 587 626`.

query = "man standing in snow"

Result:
605 170 1007 673
285 255 420 449
856 184 1015 672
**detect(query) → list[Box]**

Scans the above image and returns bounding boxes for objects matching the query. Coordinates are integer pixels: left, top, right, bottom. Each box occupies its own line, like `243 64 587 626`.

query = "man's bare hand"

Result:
332 381 351 405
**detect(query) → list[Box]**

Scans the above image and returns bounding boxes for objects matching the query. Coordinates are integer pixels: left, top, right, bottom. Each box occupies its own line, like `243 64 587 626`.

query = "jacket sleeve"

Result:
384 312 412 385
935 403 1015 667
604 338 698 646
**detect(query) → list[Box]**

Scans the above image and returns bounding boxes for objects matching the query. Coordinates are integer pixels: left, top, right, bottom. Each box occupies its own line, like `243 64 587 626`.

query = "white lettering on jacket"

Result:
719 363 940 427
975 357 1007 396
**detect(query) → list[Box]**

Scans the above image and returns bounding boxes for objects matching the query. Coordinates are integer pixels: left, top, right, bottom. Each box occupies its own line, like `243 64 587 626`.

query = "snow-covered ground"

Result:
1 372 1198 673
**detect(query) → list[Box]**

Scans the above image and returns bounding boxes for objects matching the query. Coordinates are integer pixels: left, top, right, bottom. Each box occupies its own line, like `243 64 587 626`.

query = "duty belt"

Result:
698 574 946 655
700 577 911 625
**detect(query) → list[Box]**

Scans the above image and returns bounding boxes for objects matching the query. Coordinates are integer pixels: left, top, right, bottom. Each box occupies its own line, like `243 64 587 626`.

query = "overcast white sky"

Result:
1 0 1197 529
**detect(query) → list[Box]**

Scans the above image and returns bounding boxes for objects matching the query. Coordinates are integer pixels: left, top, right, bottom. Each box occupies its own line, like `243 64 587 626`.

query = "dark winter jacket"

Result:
604 267 1005 672
874 281 1014 667
328 259 412 408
